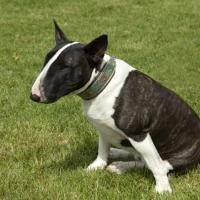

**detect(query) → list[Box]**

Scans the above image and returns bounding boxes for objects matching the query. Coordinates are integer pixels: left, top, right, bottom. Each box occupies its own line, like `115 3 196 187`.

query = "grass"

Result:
0 0 200 199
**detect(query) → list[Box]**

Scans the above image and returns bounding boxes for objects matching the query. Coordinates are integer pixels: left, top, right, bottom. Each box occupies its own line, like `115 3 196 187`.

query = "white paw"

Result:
155 183 172 194
87 159 107 171
106 161 128 174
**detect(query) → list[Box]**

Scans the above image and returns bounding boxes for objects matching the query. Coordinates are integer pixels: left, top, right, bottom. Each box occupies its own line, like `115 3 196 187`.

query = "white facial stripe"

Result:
31 41 79 97
40 41 79 81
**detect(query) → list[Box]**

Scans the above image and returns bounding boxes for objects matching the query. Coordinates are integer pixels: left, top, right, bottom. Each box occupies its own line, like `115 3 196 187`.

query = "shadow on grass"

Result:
46 138 98 171
44 138 155 185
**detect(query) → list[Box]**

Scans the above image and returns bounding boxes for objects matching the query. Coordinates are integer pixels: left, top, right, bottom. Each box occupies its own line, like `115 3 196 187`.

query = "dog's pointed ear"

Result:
53 19 70 44
84 35 108 63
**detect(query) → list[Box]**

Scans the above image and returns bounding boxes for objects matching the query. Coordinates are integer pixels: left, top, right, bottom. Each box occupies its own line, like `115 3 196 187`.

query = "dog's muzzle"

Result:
30 93 41 102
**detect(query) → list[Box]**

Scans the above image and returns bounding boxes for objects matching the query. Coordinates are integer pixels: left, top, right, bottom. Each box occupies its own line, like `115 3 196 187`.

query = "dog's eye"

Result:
60 65 72 73
64 57 73 66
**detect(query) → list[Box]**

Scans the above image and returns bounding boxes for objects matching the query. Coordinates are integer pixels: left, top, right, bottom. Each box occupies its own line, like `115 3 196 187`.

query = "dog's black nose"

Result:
30 94 40 102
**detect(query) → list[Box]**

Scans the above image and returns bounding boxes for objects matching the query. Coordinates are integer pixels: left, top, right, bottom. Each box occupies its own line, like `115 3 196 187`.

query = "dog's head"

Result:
31 20 108 103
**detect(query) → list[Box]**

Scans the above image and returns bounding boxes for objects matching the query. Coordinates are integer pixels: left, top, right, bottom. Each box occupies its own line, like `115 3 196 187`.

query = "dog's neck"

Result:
74 54 115 100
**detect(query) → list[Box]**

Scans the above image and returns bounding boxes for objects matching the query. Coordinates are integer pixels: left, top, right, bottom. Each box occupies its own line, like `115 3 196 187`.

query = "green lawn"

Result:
1 0 200 199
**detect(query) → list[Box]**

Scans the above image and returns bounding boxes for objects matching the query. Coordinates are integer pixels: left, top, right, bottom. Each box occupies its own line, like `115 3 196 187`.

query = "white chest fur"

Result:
82 55 135 148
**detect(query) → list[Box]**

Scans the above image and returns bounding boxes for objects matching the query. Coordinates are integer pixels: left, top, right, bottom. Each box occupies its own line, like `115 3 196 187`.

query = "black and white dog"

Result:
31 20 200 193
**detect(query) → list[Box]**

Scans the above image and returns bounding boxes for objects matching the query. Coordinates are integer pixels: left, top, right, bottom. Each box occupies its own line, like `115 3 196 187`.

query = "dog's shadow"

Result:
45 138 154 184
47 138 98 171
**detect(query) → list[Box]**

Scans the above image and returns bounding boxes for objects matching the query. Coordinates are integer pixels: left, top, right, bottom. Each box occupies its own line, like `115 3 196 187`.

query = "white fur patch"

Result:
31 41 79 100
128 134 173 193
87 158 107 171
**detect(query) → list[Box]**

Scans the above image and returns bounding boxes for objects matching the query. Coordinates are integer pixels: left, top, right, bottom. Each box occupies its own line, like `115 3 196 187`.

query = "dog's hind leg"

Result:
128 133 173 193
106 160 145 174
109 148 135 160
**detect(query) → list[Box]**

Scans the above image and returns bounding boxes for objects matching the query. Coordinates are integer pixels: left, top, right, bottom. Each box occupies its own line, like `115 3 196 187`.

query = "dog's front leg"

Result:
87 133 110 171
128 133 173 193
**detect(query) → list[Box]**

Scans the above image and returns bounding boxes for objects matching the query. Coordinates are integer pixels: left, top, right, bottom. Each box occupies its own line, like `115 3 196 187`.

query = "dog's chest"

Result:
83 97 126 147
83 97 114 125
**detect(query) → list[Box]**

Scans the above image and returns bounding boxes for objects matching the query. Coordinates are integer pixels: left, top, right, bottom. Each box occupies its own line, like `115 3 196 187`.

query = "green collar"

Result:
78 57 116 100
